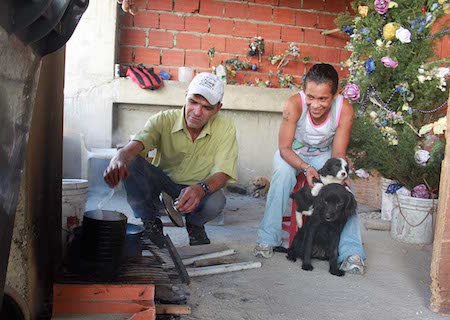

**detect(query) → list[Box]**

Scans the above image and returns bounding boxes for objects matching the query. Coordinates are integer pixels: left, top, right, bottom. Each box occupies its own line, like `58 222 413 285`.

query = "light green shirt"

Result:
133 108 238 185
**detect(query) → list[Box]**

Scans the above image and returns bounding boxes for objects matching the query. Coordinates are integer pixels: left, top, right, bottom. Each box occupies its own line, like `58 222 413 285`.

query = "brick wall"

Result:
119 0 354 86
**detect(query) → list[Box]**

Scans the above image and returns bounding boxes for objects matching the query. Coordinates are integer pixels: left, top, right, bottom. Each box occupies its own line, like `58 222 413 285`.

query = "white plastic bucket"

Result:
390 194 437 244
381 178 396 221
62 179 88 249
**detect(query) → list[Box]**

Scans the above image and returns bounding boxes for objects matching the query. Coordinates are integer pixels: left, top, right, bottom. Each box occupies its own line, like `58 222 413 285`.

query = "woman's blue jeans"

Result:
257 150 367 263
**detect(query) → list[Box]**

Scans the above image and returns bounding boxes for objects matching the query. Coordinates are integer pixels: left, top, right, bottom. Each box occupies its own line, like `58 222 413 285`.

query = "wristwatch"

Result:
197 181 210 194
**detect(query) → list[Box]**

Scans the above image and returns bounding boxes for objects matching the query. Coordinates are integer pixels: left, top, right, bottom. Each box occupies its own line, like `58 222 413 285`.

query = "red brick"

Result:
281 26 303 42
185 16 209 32
134 48 161 64
185 51 210 68
199 0 225 16
302 0 325 10
176 33 201 49
212 53 238 65
119 47 134 64
339 49 351 61
298 44 317 59
255 0 278 4
133 11 159 28
279 0 302 9
234 21 258 38
162 50 185 66
134 0 147 9
248 4 272 21
295 11 318 27
324 0 347 12
255 58 277 73
120 12 134 27
325 33 348 48
160 13 184 31
262 41 274 56
225 38 249 54
257 24 281 40
273 8 295 25
273 42 288 55
210 18 234 35
148 30 174 47
224 2 248 19
338 67 350 80
201 35 226 51
281 60 304 76
174 0 200 13
147 0 172 10
304 29 325 45
120 29 146 46
317 14 337 30
317 47 340 64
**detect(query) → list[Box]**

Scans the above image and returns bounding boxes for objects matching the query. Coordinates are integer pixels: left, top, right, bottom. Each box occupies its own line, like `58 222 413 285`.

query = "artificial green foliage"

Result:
338 0 449 193
350 117 444 191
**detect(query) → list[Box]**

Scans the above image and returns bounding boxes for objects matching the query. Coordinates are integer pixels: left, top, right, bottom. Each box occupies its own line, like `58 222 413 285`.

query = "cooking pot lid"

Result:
127 223 145 235
84 210 127 222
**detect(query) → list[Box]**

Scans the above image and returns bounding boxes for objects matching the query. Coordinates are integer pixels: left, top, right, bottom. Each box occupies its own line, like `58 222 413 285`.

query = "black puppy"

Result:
292 157 349 228
287 183 357 276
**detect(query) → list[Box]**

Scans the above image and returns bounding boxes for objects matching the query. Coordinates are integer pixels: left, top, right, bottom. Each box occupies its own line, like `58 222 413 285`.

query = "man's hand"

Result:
104 155 129 188
117 0 137 15
305 166 319 188
176 185 205 213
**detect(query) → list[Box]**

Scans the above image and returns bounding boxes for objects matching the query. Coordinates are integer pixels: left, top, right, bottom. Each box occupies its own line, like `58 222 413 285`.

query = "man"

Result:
254 64 367 274
104 72 238 246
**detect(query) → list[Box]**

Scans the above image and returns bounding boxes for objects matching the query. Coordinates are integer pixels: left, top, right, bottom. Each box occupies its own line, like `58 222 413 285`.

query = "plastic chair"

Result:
282 173 306 246
80 134 117 180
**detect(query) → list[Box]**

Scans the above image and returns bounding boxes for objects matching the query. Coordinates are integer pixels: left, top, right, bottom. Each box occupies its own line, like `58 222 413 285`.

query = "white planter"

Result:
390 194 437 244
381 178 396 221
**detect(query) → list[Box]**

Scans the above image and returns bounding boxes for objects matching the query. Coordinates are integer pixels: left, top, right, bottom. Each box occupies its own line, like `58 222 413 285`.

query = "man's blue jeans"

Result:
123 156 226 226
257 150 367 263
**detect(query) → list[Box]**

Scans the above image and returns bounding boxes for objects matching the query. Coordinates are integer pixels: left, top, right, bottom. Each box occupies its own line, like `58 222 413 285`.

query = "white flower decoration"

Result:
415 149 430 167
395 27 411 43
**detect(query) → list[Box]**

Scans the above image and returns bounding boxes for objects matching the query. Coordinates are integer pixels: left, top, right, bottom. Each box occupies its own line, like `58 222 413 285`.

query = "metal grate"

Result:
57 233 189 285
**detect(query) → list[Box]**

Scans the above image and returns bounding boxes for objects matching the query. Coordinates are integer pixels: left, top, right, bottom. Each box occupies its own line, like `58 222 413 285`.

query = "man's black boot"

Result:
142 218 165 248
186 221 210 246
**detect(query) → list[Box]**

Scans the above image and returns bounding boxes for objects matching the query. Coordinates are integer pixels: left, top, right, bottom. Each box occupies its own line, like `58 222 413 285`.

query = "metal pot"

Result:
80 210 127 275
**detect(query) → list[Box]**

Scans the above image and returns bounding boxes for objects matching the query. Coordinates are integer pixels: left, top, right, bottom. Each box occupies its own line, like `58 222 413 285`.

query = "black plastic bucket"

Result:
80 210 127 273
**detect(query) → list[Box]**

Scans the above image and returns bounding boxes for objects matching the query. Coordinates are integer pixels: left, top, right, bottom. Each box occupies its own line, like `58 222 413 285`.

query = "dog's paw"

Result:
311 183 324 197
286 254 297 262
301 263 314 271
329 268 345 277
295 211 303 228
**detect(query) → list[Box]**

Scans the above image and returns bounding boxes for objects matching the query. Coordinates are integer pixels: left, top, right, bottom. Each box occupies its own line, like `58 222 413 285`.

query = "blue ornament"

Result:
252 64 258 71
361 27 370 35
431 2 439 11
342 26 354 35
365 57 375 74
365 37 371 42
381 119 387 126
395 85 407 96
386 183 404 194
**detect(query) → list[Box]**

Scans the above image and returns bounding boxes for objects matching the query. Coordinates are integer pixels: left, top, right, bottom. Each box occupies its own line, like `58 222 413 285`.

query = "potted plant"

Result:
337 0 450 243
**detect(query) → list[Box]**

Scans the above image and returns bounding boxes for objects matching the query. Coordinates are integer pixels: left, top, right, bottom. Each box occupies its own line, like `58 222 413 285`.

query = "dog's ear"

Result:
344 191 357 217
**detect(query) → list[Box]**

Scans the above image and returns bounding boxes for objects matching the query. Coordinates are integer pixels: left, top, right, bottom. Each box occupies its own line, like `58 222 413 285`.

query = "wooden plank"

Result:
187 262 262 277
53 284 154 301
155 304 191 315
182 249 236 265
176 243 230 259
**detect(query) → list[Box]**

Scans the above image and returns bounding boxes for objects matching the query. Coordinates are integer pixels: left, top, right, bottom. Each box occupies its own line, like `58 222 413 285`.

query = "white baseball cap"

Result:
187 72 224 106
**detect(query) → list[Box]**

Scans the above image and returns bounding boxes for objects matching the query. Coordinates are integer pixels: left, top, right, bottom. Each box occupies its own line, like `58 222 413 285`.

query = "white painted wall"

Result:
63 0 296 184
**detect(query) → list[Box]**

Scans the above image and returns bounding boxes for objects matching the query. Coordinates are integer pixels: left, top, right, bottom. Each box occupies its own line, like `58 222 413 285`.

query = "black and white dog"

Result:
291 157 349 228
287 183 357 276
